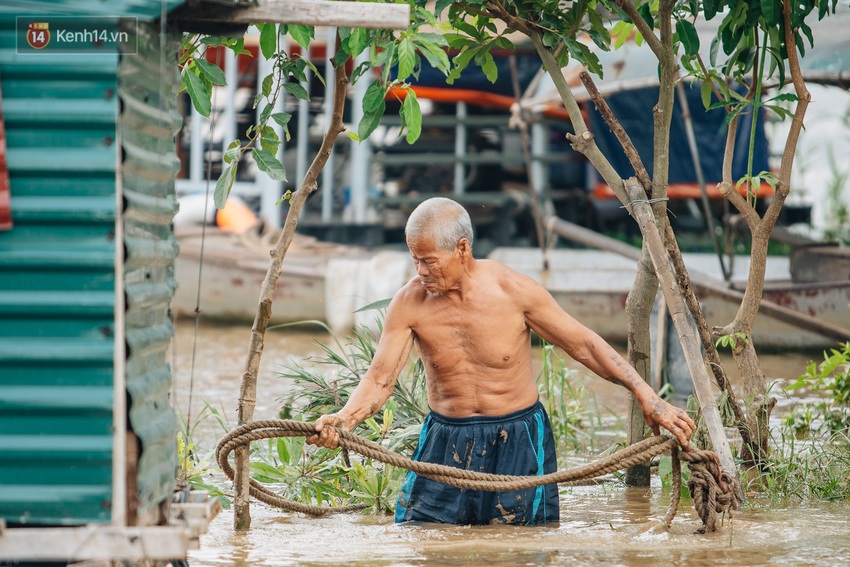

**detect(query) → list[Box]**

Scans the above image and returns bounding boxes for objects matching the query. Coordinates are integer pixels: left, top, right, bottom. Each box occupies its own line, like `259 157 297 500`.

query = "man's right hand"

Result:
305 412 350 449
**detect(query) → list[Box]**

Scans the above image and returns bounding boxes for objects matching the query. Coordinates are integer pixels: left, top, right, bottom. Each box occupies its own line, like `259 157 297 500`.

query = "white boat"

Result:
173 224 414 334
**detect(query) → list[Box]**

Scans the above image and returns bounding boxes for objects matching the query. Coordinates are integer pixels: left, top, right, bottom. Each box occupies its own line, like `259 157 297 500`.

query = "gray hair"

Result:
405 197 474 252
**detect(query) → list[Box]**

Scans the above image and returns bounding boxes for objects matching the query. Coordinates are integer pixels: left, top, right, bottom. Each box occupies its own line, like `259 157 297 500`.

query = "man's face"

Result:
407 235 463 295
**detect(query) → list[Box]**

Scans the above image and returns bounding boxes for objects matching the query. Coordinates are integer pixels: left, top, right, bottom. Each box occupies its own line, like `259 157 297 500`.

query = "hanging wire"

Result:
185 45 224 438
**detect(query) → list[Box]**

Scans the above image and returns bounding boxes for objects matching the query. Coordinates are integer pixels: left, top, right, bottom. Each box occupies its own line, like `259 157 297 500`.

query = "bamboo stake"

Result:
624 179 738 478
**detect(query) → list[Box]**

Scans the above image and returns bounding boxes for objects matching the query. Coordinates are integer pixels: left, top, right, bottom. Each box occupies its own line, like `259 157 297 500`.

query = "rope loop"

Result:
215 419 740 532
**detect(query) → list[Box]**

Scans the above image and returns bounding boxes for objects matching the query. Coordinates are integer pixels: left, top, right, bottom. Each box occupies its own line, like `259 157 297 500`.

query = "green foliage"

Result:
177 401 233 509
747 427 850 501
715 331 749 350
746 342 850 500
536 343 605 453
784 342 850 433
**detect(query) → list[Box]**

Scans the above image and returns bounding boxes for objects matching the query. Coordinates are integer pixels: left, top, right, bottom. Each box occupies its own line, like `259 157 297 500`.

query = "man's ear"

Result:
456 238 470 259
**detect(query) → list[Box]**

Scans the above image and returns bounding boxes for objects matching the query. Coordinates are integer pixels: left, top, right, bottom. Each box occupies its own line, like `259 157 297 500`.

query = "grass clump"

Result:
744 342 850 500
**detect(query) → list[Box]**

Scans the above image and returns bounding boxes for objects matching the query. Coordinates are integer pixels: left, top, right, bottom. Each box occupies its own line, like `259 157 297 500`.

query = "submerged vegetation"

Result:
753 342 850 500
177 321 850 513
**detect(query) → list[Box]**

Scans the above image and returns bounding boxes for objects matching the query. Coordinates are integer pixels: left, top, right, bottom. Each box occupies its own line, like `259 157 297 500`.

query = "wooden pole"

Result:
623 179 737 477
177 0 410 30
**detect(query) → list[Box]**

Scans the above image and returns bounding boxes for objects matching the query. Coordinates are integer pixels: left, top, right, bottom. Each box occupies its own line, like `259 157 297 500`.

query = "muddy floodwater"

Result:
171 320 850 567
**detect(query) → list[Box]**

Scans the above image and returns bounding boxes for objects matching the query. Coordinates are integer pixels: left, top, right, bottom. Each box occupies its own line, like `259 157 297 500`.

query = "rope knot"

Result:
680 449 742 533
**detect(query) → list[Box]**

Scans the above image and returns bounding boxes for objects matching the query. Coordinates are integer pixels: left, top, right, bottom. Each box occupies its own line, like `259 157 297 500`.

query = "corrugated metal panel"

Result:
0 83 10 232
0 7 118 525
119 18 181 518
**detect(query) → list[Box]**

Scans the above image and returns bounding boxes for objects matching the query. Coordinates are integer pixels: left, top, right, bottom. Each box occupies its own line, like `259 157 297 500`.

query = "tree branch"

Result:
579 71 651 194
613 0 665 61
233 32 349 531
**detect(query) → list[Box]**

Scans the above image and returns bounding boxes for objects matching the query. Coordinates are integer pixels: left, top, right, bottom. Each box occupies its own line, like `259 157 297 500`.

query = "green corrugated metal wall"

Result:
0 2 182 526
0 9 119 525
120 18 181 520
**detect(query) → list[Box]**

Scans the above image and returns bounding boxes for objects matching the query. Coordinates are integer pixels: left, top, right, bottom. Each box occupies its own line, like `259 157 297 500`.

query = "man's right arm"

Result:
307 291 416 449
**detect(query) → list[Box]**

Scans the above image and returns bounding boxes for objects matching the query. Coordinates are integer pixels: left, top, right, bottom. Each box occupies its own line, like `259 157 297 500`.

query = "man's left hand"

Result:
642 397 697 449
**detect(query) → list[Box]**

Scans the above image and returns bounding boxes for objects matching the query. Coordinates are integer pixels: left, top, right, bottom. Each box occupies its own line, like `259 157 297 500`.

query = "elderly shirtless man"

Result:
307 197 695 525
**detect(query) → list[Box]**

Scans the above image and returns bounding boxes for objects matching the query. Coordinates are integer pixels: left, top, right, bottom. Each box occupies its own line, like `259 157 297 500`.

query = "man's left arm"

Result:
520 276 696 448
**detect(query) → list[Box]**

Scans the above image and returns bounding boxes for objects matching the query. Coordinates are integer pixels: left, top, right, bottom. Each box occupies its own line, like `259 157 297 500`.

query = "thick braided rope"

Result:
216 419 739 531
680 447 743 532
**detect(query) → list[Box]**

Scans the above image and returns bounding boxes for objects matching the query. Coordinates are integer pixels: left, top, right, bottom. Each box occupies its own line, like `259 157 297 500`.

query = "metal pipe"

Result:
454 101 467 196
322 26 336 222
256 35 284 228
349 52 371 223
296 46 312 199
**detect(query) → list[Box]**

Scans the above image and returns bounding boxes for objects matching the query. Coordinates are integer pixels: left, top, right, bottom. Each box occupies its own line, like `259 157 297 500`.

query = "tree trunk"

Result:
624 179 738 478
624 247 657 486
233 45 349 530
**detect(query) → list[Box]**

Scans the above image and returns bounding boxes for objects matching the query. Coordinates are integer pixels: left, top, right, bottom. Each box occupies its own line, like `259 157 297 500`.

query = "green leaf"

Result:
271 112 293 129
357 104 385 141
195 58 226 85
258 23 277 60
761 0 780 26
613 22 633 49
261 125 280 154
443 33 472 49
402 90 422 144
253 147 287 181
700 80 712 109
675 19 700 56
333 41 351 67
446 48 475 85
214 163 238 209
346 131 361 142
349 27 369 58
363 80 386 113
637 2 654 29
287 24 314 50
435 0 454 16
276 438 291 464
397 37 416 82
587 10 611 51
354 297 392 313
765 104 793 120
261 74 274 98
479 51 498 83
182 67 211 117
283 81 310 101
768 93 799 103
415 37 451 74
303 58 325 86
223 139 241 164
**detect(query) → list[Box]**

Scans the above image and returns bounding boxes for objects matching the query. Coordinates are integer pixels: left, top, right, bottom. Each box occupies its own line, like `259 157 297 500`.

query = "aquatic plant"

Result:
177 401 233 509
744 342 850 500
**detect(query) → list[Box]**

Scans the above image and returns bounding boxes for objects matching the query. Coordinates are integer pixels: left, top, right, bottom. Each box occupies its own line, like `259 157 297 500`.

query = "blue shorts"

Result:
394 400 560 525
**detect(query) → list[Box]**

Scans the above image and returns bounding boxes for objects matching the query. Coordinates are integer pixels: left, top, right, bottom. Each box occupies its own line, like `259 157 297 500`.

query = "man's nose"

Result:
416 264 429 276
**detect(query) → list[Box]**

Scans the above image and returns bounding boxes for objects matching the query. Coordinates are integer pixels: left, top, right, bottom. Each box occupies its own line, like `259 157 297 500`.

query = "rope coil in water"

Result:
215 419 742 532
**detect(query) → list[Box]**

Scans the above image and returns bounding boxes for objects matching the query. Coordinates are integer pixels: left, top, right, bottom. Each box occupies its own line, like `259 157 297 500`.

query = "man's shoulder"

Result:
478 259 537 287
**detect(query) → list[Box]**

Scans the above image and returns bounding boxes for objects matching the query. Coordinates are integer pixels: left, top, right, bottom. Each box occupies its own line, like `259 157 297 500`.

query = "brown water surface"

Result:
173 320 850 567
